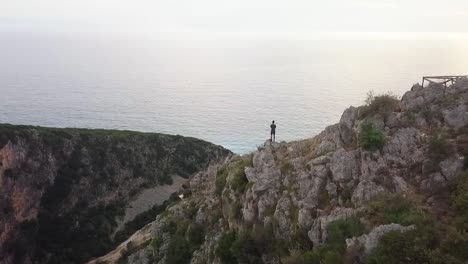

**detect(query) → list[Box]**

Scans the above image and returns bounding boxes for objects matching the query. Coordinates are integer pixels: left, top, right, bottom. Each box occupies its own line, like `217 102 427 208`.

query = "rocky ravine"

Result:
0 126 231 264
91 79 468 264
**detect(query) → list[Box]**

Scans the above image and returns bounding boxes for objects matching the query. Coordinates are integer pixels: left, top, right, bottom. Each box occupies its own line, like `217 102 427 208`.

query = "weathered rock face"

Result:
0 125 230 264
89 78 468 264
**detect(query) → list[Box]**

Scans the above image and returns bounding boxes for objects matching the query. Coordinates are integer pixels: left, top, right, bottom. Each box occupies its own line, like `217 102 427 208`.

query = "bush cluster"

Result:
215 156 252 196
428 133 452 163
163 219 206 264
366 194 429 227
366 194 468 264
362 91 399 117
359 120 386 151
216 226 284 264
280 216 365 264
452 171 468 232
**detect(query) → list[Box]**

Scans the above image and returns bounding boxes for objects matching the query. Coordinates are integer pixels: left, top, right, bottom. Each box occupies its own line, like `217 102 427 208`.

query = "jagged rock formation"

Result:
0 126 230 264
91 78 468 264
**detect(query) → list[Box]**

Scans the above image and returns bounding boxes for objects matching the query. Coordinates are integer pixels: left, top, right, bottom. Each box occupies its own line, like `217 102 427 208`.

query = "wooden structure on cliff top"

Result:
422 75 468 88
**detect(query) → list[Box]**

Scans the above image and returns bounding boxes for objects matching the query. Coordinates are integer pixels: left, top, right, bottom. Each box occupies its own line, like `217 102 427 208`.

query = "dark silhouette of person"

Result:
270 120 276 142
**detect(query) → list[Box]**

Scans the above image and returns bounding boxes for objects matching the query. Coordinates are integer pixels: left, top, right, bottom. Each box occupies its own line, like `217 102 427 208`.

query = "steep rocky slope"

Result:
92 79 468 264
0 126 231 264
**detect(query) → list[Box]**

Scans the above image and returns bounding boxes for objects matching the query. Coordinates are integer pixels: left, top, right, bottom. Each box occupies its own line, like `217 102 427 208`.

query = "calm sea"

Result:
1 31 467 153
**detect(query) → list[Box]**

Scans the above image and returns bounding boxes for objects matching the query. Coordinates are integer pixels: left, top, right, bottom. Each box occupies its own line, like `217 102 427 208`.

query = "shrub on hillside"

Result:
187 223 205 248
366 228 462 264
366 194 429 227
362 91 399 117
216 227 284 264
428 133 452 163
216 232 238 264
216 156 252 196
283 217 364 264
230 157 252 193
452 171 468 232
215 165 228 196
359 120 386 151
166 234 191 264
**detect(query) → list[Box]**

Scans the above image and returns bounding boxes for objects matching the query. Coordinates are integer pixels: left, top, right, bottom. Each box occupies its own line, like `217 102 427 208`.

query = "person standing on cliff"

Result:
270 120 276 142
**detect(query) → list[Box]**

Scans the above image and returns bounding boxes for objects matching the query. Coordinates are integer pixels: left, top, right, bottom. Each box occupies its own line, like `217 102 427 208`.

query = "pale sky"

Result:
2 0 468 35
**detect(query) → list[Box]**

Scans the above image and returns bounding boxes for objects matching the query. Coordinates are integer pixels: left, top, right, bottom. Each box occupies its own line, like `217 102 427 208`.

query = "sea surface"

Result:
1 31 468 153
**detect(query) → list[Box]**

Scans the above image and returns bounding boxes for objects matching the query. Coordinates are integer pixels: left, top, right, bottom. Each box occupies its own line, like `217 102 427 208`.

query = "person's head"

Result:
272 120 275 124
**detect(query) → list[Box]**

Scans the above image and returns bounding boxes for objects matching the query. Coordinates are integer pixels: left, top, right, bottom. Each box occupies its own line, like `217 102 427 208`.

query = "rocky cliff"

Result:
0 126 231 264
91 78 468 264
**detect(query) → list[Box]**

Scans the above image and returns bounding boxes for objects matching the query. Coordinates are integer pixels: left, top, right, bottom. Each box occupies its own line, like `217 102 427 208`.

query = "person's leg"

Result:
273 133 275 142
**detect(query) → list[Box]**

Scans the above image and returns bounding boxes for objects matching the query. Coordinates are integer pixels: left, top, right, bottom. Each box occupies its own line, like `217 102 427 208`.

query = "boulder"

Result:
346 224 415 254
383 128 423 166
443 104 468 129
308 207 358 245
330 149 360 182
351 180 386 206
339 106 359 145
440 156 464 181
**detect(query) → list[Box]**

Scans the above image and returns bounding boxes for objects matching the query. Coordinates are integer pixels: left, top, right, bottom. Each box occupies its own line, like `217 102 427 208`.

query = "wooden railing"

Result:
422 75 468 88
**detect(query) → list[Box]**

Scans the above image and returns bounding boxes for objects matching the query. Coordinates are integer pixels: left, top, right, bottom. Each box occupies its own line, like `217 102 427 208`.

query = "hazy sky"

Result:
2 0 468 35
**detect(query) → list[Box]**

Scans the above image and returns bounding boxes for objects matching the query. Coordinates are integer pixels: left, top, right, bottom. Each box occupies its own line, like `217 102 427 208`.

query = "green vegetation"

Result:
365 193 468 264
366 194 429 227
404 110 417 124
216 156 253 196
359 120 386 151
452 171 468 232
216 231 238 264
230 157 252 194
149 237 163 259
34 203 125 264
280 216 365 264
0 124 229 263
166 235 192 264
161 217 206 264
362 91 399 117
366 227 465 264
216 165 229 196
215 223 294 264
423 132 453 174
428 133 452 163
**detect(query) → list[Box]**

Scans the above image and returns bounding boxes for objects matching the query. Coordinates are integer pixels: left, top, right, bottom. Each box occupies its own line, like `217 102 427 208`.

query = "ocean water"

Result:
1 31 468 153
